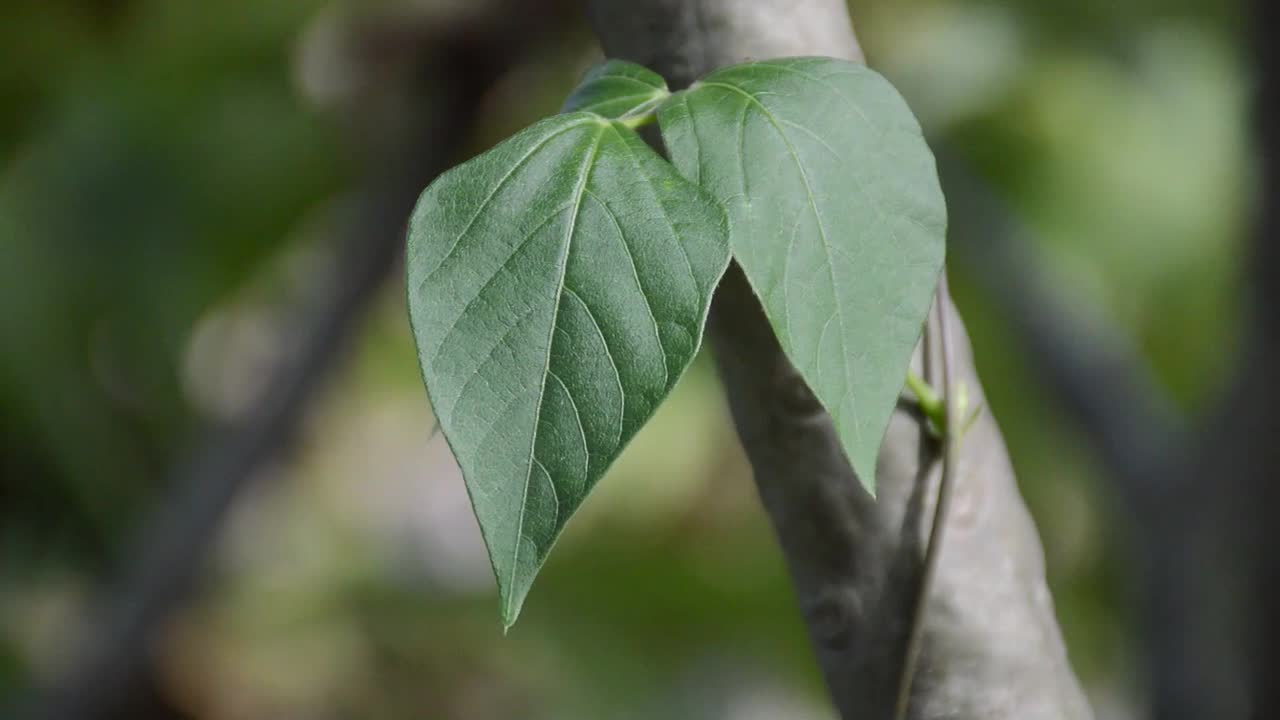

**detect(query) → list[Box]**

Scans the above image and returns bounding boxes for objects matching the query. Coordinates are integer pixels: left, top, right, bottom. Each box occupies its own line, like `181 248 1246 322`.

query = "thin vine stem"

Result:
893 272 958 720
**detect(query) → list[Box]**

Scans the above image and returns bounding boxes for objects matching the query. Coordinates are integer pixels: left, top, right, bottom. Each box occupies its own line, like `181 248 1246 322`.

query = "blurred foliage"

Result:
0 0 343 570
0 0 1251 717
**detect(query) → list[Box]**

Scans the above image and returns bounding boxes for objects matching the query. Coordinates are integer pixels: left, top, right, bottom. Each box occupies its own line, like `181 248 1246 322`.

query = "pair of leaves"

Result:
406 57 946 627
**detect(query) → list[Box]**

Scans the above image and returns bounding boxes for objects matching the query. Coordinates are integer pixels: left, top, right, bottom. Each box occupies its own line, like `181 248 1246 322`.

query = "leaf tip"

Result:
501 605 518 632
850 445 879 499
498 578 530 632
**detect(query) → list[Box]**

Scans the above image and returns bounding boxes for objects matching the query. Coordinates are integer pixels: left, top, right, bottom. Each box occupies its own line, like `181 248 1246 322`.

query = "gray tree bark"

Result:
586 1 1091 718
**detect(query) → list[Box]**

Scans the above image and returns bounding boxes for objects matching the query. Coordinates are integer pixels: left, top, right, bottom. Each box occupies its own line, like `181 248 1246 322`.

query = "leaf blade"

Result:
407 113 729 626
659 57 947 492
561 59 669 119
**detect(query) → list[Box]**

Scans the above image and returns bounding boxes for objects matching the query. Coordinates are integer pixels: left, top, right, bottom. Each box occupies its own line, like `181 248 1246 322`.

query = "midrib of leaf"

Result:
695 80 859 437
506 123 606 627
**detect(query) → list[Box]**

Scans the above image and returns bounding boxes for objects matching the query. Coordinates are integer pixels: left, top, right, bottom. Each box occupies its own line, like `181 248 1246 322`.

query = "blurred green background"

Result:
0 0 1250 718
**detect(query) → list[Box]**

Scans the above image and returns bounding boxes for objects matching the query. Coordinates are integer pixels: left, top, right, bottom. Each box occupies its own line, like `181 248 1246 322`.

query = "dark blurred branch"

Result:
940 154 1243 719
1147 2 1280 715
942 0 1280 710
34 175 411 720
29 5 575 718
940 154 1185 509
941 0 1280 708
1242 0 1280 714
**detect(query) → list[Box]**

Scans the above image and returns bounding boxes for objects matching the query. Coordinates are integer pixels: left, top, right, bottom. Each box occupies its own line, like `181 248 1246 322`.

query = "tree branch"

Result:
893 275 959 720
587 1 1091 717
939 153 1213 719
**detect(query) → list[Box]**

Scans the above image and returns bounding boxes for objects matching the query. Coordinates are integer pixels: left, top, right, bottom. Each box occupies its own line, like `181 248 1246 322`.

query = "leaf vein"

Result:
700 80 862 445
584 186 668 390
531 458 561 528
426 204 573 367
442 302 543 424
507 126 604 621
548 369 590 482
418 119 593 282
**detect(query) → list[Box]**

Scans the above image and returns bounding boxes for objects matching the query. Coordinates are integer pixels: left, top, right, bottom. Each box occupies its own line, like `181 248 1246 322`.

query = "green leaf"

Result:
561 60 669 120
406 113 729 627
658 57 946 493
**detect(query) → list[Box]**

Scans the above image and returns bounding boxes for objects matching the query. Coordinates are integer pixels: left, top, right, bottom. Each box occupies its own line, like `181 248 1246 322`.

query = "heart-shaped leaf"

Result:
658 57 946 492
406 113 729 626
561 60 669 119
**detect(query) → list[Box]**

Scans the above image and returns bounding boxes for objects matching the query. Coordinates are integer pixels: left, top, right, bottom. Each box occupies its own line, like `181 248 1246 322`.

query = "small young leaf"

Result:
658 57 946 493
406 113 729 627
561 60 669 120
